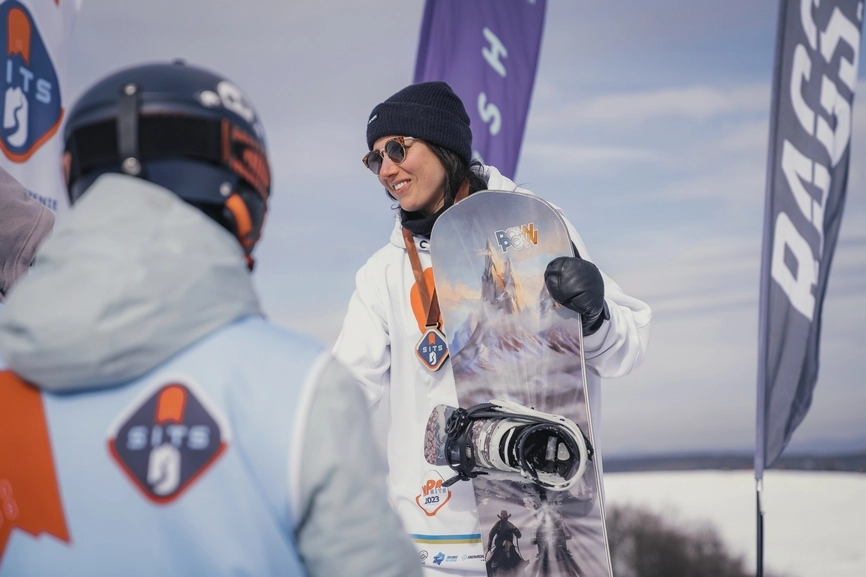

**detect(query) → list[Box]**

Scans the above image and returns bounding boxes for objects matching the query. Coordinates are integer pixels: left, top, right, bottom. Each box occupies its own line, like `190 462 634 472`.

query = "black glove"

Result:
544 256 608 336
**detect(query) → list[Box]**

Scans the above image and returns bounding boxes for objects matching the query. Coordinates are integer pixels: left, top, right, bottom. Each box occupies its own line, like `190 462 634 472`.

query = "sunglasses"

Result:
362 136 417 175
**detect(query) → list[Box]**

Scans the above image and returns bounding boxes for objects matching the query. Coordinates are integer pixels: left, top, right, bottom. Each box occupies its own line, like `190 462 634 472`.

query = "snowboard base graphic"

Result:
428 191 613 577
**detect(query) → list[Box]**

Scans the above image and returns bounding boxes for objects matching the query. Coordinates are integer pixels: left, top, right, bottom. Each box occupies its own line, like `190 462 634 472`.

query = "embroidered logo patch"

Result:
0 1 63 162
107 377 229 503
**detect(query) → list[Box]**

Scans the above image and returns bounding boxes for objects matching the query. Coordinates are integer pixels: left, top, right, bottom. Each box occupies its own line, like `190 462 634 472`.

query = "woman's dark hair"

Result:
427 143 488 209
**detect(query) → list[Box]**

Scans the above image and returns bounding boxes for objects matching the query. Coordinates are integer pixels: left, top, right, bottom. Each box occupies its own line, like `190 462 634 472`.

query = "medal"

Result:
416 325 449 372
403 227 450 372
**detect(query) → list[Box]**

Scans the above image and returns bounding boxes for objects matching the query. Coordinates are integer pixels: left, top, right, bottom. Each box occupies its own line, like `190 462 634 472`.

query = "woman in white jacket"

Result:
333 81 652 576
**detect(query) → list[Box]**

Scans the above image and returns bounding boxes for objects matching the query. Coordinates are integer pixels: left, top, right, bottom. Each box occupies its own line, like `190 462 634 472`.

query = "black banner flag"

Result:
756 0 863 478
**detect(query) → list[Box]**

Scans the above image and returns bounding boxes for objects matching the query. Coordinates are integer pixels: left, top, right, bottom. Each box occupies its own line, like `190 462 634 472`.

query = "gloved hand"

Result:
544 255 608 336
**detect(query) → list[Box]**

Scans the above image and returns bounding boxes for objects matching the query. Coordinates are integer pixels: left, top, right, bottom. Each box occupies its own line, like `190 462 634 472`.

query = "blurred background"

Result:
65 0 866 459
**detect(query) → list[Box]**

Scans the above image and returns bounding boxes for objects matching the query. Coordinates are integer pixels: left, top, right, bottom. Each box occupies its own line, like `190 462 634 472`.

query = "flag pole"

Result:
756 478 764 577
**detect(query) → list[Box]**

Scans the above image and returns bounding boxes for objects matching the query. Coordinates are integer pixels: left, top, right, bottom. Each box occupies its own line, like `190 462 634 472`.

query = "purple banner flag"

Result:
413 0 546 179
756 0 863 478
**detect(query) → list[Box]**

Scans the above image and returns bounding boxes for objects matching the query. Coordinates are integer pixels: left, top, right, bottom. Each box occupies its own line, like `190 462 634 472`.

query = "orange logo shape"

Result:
156 385 187 423
6 8 30 64
415 472 452 517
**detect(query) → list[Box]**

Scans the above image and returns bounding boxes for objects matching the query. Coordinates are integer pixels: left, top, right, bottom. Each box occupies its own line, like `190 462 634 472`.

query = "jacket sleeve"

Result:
294 357 421 577
560 214 652 379
331 258 391 407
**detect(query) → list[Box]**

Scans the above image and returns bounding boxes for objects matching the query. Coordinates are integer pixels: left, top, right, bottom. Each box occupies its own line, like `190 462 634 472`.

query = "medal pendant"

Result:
415 326 449 372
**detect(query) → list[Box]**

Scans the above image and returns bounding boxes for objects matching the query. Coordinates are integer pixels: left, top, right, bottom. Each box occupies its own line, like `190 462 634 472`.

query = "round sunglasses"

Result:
362 136 417 175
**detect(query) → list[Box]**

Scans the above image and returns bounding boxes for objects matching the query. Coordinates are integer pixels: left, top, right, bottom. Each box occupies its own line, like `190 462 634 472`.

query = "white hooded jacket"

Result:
332 165 652 573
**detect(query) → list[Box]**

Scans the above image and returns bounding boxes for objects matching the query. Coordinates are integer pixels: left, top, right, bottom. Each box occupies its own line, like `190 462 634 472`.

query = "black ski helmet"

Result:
63 60 271 263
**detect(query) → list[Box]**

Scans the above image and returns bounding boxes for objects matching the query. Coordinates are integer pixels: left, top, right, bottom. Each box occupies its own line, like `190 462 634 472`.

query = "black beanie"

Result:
366 81 472 164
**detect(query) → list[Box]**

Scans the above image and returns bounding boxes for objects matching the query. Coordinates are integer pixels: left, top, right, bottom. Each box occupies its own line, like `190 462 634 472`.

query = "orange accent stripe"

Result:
225 193 253 245
0 372 69 560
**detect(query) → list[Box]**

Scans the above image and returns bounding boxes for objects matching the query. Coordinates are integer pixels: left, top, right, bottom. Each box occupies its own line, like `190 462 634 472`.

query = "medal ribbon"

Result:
403 180 470 330
403 226 441 329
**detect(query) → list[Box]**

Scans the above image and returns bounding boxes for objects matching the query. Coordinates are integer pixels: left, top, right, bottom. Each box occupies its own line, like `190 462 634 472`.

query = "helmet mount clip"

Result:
117 82 141 177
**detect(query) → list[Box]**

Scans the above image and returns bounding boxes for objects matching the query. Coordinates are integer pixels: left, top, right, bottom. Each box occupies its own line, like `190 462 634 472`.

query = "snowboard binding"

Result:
440 399 593 491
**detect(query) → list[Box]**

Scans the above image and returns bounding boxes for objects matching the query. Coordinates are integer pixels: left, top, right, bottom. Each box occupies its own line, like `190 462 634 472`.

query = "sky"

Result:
61 1 866 458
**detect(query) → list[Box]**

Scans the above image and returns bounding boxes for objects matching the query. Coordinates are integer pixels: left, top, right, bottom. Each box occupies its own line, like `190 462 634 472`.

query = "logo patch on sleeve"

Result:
107 377 230 503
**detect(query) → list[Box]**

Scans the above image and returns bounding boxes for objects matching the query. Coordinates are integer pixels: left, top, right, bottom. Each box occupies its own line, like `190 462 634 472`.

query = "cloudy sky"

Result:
63 1 866 458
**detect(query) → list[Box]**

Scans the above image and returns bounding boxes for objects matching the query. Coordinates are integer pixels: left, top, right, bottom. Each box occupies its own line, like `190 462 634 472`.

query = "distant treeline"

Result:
604 452 866 474
607 503 790 577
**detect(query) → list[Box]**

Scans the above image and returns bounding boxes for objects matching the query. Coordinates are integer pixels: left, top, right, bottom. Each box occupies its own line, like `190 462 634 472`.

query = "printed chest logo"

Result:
107 379 230 504
0 1 63 162
416 470 451 516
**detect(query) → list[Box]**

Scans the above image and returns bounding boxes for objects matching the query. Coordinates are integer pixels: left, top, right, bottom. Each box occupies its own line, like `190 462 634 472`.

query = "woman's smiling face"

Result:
373 136 446 216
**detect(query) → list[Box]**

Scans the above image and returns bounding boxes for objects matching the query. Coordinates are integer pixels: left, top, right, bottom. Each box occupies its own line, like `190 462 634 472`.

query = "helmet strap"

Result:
117 83 142 177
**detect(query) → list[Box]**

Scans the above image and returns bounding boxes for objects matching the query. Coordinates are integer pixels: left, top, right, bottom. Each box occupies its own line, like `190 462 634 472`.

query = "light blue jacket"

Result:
0 175 421 577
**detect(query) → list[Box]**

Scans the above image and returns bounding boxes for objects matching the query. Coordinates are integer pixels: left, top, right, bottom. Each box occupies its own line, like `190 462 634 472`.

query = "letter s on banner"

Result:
412 0 547 178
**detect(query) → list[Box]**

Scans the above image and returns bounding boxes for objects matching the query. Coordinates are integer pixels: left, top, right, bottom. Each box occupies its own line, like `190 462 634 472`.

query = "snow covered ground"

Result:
604 470 866 577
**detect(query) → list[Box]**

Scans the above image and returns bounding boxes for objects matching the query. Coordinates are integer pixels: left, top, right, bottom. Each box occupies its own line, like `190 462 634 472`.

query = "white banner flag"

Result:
0 0 80 217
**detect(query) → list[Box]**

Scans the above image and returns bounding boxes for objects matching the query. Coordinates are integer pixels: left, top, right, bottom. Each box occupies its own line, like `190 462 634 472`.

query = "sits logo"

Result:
107 377 230 503
433 552 445 566
495 223 539 253
415 470 451 516
0 2 63 162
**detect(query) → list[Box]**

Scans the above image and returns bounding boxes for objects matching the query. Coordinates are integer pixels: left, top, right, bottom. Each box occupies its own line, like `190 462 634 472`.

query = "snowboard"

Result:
426 190 613 577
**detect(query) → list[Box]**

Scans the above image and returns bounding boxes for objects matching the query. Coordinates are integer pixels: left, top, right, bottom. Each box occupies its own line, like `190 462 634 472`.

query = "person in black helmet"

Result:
0 61 421 577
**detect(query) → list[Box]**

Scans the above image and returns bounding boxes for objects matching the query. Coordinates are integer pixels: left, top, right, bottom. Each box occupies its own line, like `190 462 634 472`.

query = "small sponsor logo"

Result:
494 223 539 253
418 550 428 561
433 552 445 566
195 80 263 139
367 113 377 125
415 470 452 516
107 376 230 503
445 555 459 563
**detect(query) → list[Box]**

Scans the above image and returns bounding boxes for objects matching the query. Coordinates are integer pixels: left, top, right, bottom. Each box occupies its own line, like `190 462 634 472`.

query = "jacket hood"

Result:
388 164 530 250
0 166 55 301
0 174 262 392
